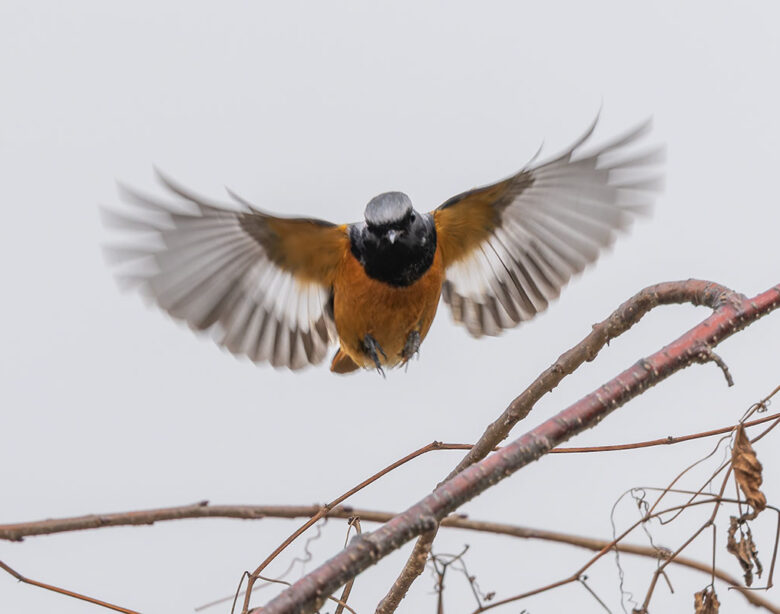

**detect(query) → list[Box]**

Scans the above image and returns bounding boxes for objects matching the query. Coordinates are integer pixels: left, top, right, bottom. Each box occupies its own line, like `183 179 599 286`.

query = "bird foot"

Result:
362 334 387 377
401 330 421 371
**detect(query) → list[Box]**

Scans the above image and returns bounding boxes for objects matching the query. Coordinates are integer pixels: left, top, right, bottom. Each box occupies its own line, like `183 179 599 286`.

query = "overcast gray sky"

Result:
2 2 779 613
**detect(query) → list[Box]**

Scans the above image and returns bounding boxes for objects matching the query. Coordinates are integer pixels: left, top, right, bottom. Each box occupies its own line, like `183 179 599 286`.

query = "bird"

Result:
102 116 663 375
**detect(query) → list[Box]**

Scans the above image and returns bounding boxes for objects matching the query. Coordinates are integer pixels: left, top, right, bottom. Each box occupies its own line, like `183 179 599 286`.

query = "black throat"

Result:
349 214 437 287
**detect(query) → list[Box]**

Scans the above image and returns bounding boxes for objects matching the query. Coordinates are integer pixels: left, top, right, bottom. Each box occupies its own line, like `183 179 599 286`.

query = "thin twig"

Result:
430 547 469 614
334 518 362 614
553 408 780 454
578 575 613 613
239 441 469 612
639 459 734 612
484 402 780 614
0 560 140 614
470 497 779 613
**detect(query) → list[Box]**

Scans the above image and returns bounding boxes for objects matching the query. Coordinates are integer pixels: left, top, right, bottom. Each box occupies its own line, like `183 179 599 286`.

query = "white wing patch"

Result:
103 182 337 370
442 119 663 337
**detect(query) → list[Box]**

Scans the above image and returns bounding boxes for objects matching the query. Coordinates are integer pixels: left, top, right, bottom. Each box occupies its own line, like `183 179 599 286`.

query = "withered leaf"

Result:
694 586 720 613
727 516 763 586
731 424 766 519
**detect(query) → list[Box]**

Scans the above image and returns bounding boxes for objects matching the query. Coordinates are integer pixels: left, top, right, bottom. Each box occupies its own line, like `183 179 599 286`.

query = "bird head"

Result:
363 192 419 246
353 191 437 286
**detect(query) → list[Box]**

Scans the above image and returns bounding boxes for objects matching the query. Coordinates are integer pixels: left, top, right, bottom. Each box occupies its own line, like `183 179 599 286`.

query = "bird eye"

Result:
410 213 416 222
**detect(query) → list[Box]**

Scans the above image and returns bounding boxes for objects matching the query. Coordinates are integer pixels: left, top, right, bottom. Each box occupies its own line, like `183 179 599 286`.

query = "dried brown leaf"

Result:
694 586 720 613
732 424 767 519
727 516 763 586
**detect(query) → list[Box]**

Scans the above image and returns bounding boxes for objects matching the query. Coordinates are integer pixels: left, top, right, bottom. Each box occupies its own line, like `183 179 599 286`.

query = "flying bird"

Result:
103 117 663 375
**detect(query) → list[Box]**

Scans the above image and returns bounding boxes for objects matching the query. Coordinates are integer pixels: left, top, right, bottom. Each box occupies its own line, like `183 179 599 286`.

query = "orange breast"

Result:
332 247 444 368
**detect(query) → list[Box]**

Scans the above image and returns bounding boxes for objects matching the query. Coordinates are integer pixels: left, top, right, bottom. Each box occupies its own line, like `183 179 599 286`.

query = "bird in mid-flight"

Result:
103 117 662 375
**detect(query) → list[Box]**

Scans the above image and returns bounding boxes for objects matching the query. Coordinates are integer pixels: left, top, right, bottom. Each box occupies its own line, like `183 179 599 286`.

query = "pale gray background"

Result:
2 2 779 613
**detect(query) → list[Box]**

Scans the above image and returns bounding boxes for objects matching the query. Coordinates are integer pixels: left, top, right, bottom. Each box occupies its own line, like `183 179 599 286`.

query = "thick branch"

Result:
379 279 740 610
259 283 780 614
374 529 435 614
452 279 738 474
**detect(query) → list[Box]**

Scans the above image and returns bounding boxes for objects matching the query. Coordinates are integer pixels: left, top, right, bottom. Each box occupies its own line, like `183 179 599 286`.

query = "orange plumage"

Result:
331 245 444 372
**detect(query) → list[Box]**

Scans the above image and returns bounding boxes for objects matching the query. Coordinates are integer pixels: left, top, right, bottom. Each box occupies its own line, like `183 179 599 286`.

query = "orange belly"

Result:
332 248 444 369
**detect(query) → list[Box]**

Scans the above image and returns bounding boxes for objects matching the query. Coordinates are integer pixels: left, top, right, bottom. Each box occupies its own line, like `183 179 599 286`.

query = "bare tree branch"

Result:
453 280 741 475
375 529 436 614
5 399 779 543
377 279 744 611
3 502 778 611
4 280 777 612
257 281 780 614
239 442 479 608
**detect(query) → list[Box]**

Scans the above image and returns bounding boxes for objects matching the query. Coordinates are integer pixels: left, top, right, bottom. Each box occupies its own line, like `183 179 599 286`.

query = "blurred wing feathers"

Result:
434 117 663 337
103 173 348 369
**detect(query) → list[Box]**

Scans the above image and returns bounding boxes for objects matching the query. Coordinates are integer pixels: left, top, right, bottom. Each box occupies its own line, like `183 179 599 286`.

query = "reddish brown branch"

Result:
258 282 780 614
451 280 740 474
378 279 743 611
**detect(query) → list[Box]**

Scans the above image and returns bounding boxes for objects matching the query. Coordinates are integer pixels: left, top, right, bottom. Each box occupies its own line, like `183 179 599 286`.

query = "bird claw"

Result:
362 334 387 378
401 331 421 371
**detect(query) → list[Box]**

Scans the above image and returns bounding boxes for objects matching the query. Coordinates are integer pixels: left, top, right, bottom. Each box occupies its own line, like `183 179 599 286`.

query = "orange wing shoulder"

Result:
103 172 351 370
433 176 528 268
241 214 350 285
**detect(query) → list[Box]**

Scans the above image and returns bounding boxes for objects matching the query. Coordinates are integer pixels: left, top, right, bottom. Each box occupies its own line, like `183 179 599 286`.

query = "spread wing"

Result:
102 172 349 370
433 117 663 337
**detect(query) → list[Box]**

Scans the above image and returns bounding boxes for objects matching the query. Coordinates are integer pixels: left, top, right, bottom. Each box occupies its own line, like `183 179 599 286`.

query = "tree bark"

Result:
257 282 780 614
